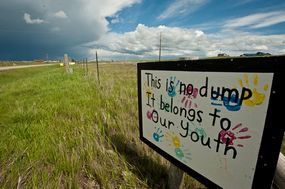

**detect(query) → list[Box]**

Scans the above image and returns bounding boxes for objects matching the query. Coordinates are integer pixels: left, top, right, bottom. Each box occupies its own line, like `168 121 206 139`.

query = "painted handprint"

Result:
166 132 182 148
222 94 241 111
153 127 164 142
146 109 158 120
239 74 269 107
211 90 242 111
174 148 192 163
166 132 192 163
181 87 198 108
219 123 251 147
194 127 207 138
167 76 180 97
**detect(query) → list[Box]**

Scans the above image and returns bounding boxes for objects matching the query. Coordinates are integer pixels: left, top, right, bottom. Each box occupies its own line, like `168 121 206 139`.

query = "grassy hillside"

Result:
0 64 206 188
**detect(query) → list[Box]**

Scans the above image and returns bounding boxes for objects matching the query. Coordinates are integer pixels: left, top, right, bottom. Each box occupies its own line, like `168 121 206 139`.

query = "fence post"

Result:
96 51 100 84
64 54 69 73
86 58 88 74
273 152 285 189
84 58 87 75
168 164 184 189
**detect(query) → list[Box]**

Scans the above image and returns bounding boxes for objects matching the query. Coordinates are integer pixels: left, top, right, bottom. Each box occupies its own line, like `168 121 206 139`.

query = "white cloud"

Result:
158 0 208 20
54 10 67 19
110 15 122 24
96 0 141 17
23 13 44 24
87 24 285 60
14 0 141 57
88 24 209 59
252 13 285 28
224 11 285 29
232 0 255 7
111 18 120 24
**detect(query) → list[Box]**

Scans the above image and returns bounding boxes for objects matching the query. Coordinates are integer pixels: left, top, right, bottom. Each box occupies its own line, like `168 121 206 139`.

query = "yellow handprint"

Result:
239 74 269 107
166 132 182 148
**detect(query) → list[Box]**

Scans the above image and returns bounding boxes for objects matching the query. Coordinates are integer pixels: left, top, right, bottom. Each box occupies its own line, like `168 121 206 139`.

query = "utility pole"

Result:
159 32 162 62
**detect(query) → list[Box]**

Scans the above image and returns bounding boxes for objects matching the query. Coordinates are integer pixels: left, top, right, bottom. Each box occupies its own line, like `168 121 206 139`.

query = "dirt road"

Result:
0 63 57 71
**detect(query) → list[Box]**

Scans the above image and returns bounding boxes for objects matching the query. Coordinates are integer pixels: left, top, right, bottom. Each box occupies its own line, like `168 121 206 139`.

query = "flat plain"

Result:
0 63 284 188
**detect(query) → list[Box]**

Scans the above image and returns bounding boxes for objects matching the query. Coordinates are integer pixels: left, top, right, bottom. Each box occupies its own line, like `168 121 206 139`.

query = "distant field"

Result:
0 63 284 188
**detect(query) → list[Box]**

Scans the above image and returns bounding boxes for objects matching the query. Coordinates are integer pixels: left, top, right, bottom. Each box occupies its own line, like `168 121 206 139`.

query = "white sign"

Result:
140 70 274 189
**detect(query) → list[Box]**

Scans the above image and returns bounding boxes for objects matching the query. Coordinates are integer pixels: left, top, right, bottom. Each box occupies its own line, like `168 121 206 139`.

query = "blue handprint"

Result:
153 127 164 142
211 91 241 112
167 76 180 97
222 94 241 111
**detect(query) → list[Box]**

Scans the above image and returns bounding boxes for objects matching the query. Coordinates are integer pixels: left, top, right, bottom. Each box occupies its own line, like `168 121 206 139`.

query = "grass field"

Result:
0 63 206 188
0 63 284 188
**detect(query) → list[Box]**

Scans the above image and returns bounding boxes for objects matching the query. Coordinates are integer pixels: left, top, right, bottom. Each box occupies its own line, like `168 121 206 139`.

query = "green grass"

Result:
0 63 284 188
0 64 206 188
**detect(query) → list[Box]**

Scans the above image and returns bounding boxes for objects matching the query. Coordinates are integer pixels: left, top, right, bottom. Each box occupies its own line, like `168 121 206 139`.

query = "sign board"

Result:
137 56 284 189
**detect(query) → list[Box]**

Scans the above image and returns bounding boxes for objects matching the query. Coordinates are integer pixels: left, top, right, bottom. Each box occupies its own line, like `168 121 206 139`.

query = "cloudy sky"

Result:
1 0 285 60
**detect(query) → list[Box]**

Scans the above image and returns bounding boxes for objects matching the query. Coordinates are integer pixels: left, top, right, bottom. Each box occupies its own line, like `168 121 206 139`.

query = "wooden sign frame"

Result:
137 56 284 189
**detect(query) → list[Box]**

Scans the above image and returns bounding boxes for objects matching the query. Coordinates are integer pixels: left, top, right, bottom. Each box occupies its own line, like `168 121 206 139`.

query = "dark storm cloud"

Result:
0 0 140 60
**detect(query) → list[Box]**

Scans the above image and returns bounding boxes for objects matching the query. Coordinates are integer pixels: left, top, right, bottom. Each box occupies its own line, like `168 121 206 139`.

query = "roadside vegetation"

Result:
0 63 207 188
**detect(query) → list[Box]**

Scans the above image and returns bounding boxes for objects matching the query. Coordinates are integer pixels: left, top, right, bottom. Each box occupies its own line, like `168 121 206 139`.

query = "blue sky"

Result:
108 0 285 33
0 0 285 60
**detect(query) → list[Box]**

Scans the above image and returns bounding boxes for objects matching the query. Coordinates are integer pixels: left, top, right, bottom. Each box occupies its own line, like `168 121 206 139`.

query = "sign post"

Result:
138 56 284 189
168 164 184 189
